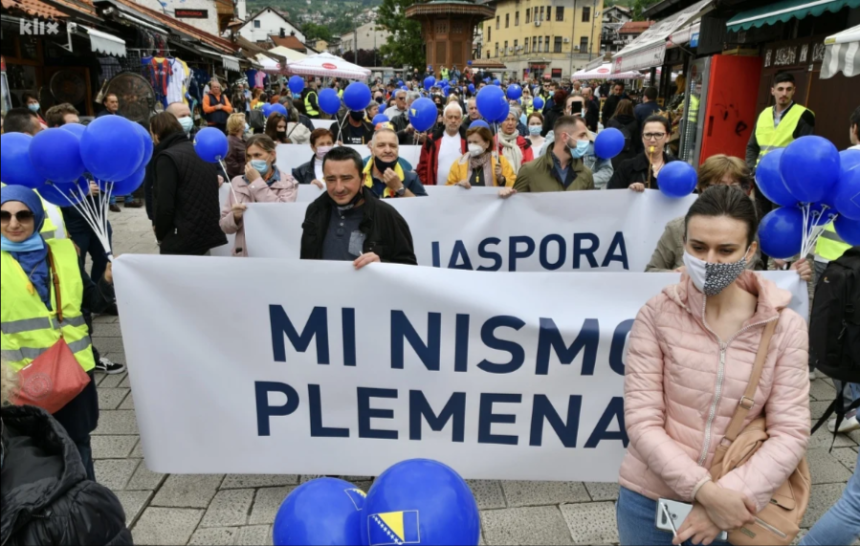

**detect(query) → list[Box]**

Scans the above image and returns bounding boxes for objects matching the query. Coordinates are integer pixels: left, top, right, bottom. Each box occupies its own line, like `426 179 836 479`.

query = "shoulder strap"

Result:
723 319 778 444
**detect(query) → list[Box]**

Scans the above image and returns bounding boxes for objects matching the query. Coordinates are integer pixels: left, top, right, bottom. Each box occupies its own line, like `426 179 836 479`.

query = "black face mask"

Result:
374 156 398 174
350 111 365 122
277 130 287 138
375 97 384 104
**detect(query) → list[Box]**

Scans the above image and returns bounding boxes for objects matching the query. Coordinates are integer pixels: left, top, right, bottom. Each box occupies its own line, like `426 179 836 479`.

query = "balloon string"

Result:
218 159 239 203
54 183 107 260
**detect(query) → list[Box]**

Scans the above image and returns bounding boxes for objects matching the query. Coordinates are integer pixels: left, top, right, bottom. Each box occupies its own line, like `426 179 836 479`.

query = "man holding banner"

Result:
364 129 427 199
300 147 417 267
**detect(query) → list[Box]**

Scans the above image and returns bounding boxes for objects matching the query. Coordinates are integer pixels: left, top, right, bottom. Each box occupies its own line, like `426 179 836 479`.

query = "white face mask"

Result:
683 249 750 296
468 143 485 157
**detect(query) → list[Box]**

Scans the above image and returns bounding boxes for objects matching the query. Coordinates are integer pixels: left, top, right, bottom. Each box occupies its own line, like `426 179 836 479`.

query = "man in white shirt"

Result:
850 106 860 150
417 103 468 186
386 89 409 121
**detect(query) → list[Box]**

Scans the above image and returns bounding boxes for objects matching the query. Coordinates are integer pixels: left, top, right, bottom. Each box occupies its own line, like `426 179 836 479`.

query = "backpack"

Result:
248 109 265 131
810 246 860 438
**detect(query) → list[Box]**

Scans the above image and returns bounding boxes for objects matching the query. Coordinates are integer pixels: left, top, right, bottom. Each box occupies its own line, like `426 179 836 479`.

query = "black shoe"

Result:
95 357 126 374
124 201 143 209
109 204 122 213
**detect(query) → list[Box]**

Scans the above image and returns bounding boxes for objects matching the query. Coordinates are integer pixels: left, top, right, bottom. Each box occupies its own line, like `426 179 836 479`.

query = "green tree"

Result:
632 0 660 20
302 22 333 42
377 0 425 70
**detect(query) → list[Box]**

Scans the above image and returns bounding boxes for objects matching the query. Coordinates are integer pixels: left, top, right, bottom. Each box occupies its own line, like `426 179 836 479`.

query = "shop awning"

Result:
113 9 169 35
84 26 127 57
221 55 241 72
727 0 860 33
821 23 860 79
669 21 700 47
612 0 713 73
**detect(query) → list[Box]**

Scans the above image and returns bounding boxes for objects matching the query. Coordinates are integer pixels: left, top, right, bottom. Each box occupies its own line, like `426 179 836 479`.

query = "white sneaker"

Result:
809 371 817 381
827 415 860 434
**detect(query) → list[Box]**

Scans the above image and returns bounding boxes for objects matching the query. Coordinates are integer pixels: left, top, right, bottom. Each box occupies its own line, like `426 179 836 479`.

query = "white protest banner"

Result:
244 190 698 271
114 256 807 479
276 144 422 175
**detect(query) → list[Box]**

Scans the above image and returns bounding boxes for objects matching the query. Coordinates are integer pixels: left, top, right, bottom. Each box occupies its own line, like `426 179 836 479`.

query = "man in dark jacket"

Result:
601 81 628 127
417 103 468 186
0 404 132 546
300 146 417 266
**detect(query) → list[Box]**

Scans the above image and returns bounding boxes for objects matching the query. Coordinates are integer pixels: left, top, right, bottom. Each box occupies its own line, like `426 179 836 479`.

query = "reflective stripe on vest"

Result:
814 223 850 262
1 239 95 373
304 91 320 116
754 105 810 165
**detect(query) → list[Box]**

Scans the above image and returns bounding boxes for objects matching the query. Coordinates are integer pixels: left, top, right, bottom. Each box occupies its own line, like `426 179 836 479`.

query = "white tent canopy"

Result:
286 52 371 81
256 54 288 74
269 46 307 62
821 24 860 79
572 63 646 80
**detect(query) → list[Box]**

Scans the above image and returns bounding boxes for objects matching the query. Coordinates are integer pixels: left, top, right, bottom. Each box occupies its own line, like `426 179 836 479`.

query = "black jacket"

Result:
542 104 565 137
585 99 600 133
607 114 640 168
292 154 319 185
300 189 417 265
607 151 679 190
153 132 227 255
601 93 629 126
0 405 132 546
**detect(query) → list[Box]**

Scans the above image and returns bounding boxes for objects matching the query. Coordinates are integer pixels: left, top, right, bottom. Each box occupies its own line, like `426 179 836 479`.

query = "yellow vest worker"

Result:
305 90 320 117
752 104 813 165
1 182 63 240
814 223 850 263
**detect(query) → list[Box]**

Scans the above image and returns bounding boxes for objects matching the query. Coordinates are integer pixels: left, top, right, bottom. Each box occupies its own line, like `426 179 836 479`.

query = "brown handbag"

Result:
708 320 811 546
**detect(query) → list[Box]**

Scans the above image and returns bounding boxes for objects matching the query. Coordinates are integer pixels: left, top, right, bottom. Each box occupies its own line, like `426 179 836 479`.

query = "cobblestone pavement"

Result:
91 207 859 546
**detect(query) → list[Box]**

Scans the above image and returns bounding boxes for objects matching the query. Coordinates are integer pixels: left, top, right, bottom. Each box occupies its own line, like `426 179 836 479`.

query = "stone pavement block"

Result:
502 481 590 508
802 483 845 528
584 482 620 502
93 314 120 324
130 439 144 458
98 372 127 389
560 502 619 545
482 506 574 546
93 322 124 338
92 435 138 459
120 393 135 410
152 474 224 508
222 474 299 489
848 428 860 445
833 447 858 472
132 507 203 546
94 459 139 491
249 487 296 525
119 374 132 388
114 490 153 527
808 425 856 449
809 380 837 402
808 448 854 484
810 400 832 420
98 388 130 410
237 525 273 546
189 527 240 546
96 337 126 357
468 480 506 509
127 460 166 490
93 410 139 436
201 489 255 528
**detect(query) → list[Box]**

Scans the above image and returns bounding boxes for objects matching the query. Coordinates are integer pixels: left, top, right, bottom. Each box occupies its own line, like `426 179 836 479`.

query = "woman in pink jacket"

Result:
618 185 810 546
220 134 298 257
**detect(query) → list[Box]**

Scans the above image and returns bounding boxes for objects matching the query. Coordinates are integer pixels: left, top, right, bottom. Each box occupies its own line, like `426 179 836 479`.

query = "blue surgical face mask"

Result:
250 159 269 175
568 138 590 159
179 116 194 134
529 125 542 136
28 103 40 113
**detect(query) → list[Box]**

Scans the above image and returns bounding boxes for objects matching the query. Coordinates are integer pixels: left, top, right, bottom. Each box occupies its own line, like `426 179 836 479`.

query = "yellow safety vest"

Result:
814 223 850 263
754 105 811 165
337 89 343 99
687 94 700 124
0 182 61 239
304 90 320 117
523 99 534 117
1 238 95 373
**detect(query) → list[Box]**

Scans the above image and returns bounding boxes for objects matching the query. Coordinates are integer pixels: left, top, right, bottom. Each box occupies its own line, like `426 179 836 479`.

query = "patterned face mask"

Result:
683 249 749 296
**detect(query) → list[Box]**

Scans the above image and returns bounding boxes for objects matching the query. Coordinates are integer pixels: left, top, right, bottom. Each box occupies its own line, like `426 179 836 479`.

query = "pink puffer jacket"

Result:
619 271 810 513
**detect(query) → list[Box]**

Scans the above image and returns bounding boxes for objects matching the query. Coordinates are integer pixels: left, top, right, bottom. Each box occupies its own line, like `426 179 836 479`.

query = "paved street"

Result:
91 207 859 546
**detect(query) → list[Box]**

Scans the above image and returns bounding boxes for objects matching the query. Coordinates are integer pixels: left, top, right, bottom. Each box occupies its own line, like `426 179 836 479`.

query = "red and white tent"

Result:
572 63 646 80
286 52 371 81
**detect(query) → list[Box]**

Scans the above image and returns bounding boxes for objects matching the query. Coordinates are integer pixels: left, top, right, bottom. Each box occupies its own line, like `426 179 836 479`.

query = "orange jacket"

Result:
202 93 233 115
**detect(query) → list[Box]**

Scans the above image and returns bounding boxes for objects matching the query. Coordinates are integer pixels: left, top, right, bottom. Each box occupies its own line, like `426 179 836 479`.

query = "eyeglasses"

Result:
643 133 667 140
0 210 35 223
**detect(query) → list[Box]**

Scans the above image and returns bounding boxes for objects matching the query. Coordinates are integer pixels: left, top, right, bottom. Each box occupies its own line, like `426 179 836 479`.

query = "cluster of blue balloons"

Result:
272 459 479 546
262 102 289 118
755 136 860 257
1 115 151 205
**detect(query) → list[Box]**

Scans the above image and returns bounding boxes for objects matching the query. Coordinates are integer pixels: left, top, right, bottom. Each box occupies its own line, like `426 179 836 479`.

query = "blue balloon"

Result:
831 149 860 212
271 103 288 117
101 167 146 196
492 79 501 86
507 84 522 100
38 177 89 207
467 60 473 66
80 115 144 182
834 215 860 245
378 103 387 114
288 75 305 95
467 84 476 94
533 96 545 110
754 148 797 207
470 120 490 130
758 207 804 259
133 121 154 171
59 122 87 140
262 103 273 118
397 80 404 86
657 161 698 198
476 85 505 122
409 98 437 132
372 114 389 126
0 133 44 188
835 164 860 220
273 478 364 546
401 86 409 92
449 79 458 87
424 76 436 90
362 459 480 546
193 127 229 163
29 128 85 183
593 128 625 160
490 99 510 123
343 82 372 112
318 88 342 115
779 135 839 203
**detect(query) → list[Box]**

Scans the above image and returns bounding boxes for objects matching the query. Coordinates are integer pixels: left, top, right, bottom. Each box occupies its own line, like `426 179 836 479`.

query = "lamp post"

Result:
589 3 600 61
568 0 577 79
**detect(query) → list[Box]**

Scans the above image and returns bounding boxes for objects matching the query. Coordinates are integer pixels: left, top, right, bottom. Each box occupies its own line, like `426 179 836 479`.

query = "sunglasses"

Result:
0 210 35 223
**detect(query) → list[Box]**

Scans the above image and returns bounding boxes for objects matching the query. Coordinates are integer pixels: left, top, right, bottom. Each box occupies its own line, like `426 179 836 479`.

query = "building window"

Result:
526 8 530 23
539 6 544 21
533 36 537 51
582 7 591 22
515 11 519 26
546 6 551 20
505 13 509 28
514 39 518 49
487 27 491 41
525 40 529 53
554 36 562 53
254 20 261 28
537 36 542 52
556 6 564 21
545 35 550 52
580 36 589 52
495 43 499 56
496 16 499 30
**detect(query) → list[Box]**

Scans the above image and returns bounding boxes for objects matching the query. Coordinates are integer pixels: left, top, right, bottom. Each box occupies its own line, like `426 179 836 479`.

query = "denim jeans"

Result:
70 220 113 283
109 195 136 205
799 449 860 546
834 382 860 417
617 487 729 546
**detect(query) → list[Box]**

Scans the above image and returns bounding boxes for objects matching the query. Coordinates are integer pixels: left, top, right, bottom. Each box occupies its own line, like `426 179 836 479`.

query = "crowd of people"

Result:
0 66 858 546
